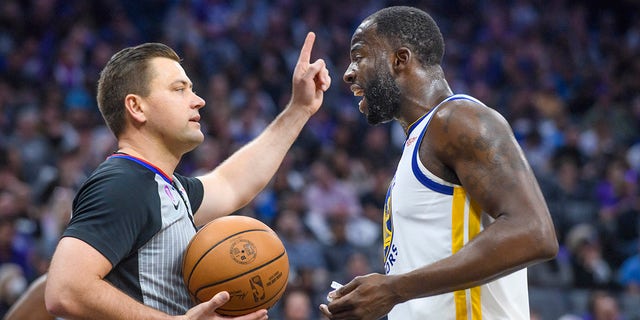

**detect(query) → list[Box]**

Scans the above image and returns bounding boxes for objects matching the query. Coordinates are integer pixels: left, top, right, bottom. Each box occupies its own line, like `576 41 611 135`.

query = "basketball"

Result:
182 215 289 316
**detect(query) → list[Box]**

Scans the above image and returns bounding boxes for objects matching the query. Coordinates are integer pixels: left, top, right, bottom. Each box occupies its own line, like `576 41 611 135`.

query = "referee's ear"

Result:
124 93 146 125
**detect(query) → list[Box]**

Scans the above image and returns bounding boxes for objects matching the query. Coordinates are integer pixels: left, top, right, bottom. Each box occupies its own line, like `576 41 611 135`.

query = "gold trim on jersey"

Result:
452 186 482 320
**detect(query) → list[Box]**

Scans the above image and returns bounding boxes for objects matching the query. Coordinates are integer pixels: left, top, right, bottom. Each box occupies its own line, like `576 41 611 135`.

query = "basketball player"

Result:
43 32 330 319
319 6 558 320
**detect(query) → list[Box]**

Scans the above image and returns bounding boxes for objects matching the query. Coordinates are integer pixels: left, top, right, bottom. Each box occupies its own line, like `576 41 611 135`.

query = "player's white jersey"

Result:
383 94 529 320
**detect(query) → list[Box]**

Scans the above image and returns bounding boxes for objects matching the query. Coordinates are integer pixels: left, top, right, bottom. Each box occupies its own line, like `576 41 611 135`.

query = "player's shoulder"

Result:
430 94 508 133
434 94 496 118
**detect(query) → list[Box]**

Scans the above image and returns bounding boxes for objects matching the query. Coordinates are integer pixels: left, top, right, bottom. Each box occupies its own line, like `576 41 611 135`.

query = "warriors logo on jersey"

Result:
383 178 398 274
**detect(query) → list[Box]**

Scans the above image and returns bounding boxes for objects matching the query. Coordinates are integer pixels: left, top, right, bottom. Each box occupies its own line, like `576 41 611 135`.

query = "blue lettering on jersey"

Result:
384 244 399 274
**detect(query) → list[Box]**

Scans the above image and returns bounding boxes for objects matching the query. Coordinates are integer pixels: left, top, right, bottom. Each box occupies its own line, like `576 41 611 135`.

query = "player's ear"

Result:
124 94 146 124
393 47 411 72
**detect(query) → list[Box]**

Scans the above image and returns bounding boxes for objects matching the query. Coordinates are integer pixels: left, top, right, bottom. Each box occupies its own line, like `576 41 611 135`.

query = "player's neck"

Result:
397 66 452 132
397 86 452 133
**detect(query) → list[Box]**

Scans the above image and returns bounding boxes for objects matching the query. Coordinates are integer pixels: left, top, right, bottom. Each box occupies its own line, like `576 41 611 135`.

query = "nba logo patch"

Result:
249 275 265 302
164 184 180 210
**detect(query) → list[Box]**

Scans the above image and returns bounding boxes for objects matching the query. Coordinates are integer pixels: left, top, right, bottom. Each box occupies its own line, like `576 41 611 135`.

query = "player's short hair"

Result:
367 6 444 67
97 43 181 137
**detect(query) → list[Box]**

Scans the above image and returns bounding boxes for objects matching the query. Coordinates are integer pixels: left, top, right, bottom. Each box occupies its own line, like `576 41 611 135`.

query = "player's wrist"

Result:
387 274 410 304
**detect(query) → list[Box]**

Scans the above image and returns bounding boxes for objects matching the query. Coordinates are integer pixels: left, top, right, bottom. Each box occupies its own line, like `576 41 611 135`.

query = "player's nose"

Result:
343 63 356 84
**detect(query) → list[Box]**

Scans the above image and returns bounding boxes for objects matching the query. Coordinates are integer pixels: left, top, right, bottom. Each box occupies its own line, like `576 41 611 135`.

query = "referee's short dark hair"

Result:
97 43 181 138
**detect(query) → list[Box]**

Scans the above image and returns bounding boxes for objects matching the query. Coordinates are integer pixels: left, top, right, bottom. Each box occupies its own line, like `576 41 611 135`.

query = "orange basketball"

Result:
182 215 289 316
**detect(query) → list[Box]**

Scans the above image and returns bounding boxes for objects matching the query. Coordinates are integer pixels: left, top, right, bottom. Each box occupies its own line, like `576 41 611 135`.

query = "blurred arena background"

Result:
1 1 640 319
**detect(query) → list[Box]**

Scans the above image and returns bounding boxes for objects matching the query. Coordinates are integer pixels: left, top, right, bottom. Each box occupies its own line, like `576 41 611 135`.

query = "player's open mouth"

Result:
350 84 364 97
350 85 367 114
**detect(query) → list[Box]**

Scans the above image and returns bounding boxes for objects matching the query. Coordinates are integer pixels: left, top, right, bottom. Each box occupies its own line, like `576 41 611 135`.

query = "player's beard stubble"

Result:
364 65 401 125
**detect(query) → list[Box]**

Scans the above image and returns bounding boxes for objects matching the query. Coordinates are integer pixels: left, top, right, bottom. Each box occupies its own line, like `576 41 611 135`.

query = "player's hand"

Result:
319 273 397 320
182 291 268 320
289 32 331 116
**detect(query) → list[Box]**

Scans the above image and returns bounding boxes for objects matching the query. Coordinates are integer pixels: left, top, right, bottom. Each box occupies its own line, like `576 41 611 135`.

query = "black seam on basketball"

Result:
194 250 286 298
185 228 270 287
215 268 289 314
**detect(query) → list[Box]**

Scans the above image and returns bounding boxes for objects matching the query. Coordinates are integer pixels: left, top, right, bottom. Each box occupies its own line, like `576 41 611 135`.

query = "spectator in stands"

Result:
566 224 617 290
280 288 314 320
584 290 622 320
618 240 640 294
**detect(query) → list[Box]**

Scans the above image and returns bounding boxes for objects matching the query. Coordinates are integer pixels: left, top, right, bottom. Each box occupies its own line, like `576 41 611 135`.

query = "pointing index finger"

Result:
297 32 316 64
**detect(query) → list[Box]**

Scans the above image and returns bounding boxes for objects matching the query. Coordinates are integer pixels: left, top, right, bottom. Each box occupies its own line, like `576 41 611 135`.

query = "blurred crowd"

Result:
0 0 639 319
